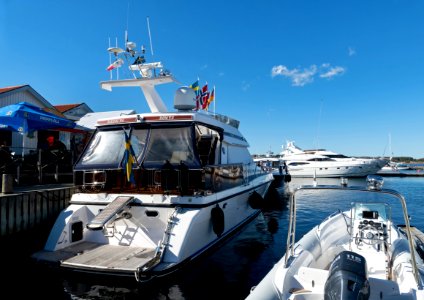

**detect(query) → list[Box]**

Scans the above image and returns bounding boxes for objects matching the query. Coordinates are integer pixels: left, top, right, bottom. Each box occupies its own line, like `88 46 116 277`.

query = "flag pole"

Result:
147 16 154 56
213 86 216 114
108 37 112 80
115 37 119 80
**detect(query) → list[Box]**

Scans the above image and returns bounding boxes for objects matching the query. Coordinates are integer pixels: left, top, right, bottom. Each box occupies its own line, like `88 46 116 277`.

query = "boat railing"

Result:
136 206 180 281
285 191 297 266
74 167 204 195
74 163 256 196
200 110 240 129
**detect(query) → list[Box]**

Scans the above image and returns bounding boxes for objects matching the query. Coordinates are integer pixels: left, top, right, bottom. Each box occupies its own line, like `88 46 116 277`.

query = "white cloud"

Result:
319 66 345 79
271 65 317 86
271 63 345 86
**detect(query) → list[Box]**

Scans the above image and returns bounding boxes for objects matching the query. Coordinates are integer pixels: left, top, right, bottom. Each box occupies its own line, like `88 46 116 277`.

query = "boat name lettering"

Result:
97 117 138 125
143 115 193 121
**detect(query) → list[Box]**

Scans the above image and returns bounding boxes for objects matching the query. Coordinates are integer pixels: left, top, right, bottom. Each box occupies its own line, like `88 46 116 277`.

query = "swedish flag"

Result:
189 80 199 92
122 131 137 184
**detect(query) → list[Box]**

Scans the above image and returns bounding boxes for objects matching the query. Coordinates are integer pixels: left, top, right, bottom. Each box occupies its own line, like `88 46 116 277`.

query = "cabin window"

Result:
288 162 309 166
227 145 252 164
79 129 128 167
142 126 200 168
75 124 214 170
77 128 149 168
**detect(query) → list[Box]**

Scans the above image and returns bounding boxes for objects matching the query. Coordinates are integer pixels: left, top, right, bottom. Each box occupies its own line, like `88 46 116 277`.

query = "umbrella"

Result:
0 102 76 134
0 102 77 158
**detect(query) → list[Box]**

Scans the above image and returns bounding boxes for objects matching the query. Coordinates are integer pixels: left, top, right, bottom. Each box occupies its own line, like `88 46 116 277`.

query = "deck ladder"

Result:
86 196 134 230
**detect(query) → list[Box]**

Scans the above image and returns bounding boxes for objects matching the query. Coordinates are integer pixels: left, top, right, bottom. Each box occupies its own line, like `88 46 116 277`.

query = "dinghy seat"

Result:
324 251 370 300
86 196 134 230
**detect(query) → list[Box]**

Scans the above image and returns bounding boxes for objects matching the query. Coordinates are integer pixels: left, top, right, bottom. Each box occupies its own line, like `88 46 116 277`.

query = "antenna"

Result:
108 37 112 80
115 37 119 80
213 86 216 114
147 16 154 56
126 1 130 34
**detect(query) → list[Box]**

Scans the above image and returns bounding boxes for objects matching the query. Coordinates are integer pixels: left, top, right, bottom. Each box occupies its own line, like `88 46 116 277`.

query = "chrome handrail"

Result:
287 180 423 289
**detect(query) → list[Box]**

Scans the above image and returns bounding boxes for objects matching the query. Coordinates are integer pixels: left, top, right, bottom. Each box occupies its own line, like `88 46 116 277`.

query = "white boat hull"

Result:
287 161 384 178
33 176 272 280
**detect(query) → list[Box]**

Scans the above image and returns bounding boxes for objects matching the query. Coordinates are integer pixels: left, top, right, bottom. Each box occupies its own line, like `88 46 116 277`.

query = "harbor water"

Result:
3 176 424 299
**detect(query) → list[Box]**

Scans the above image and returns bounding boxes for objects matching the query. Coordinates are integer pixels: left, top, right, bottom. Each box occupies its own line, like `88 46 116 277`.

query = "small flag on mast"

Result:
190 79 201 110
200 84 209 109
206 86 215 110
189 80 199 92
107 58 124 71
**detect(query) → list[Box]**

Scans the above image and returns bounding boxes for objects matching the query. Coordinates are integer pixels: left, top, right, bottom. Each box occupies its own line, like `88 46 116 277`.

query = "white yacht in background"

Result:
280 141 387 178
32 33 274 282
377 161 411 175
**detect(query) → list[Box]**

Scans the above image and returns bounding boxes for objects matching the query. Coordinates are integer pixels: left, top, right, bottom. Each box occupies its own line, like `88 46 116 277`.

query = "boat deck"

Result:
33 242 156 272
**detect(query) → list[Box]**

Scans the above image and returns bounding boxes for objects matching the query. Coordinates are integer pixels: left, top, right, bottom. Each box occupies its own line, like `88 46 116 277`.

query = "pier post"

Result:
55 164 59 182
38 149 42 183
2 174 13 194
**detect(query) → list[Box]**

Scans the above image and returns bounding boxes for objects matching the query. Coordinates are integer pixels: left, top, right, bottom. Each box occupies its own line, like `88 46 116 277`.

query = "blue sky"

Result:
1 0 423 158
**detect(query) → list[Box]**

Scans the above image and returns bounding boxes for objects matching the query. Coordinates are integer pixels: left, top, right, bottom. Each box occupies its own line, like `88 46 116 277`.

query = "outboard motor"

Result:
324 251 370 300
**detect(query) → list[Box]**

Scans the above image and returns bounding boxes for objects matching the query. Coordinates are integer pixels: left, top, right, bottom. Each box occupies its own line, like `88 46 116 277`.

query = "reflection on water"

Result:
6 177 424 299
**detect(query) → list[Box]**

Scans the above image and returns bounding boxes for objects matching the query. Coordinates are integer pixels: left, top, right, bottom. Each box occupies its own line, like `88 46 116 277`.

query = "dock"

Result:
377 170 424 177
0 183 75 238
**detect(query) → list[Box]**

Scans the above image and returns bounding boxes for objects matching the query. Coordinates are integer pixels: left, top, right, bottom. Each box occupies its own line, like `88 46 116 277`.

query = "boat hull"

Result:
32 176 273 282
287 162 384 178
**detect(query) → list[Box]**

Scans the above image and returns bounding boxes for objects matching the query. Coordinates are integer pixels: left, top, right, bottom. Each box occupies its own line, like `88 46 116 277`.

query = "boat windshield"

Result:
75 125 201 169
352 202 391 222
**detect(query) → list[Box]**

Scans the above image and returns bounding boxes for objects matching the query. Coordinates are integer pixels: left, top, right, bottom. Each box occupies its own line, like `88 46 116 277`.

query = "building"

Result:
0 85 93 155
54 103 93 121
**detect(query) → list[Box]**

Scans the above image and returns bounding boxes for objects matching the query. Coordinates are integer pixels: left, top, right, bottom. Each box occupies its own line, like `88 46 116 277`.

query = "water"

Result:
4 176 424 299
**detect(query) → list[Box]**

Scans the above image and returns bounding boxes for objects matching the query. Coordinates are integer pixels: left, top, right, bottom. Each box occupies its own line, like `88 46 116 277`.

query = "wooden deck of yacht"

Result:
33 241 156 272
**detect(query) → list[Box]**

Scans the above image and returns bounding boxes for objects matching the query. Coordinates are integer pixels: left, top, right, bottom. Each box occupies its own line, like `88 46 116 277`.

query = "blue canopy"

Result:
0 102 76 134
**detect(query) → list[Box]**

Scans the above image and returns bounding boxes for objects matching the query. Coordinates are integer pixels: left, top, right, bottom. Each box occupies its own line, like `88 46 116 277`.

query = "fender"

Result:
211 204 225 237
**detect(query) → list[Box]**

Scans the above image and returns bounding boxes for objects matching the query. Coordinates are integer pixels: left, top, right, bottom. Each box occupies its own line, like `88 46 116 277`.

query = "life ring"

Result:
248 191 264 209
211 204 225 237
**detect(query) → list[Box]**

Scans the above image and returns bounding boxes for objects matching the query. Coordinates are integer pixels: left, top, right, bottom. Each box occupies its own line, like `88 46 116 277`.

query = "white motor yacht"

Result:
280 141 387 178
32 35 274 282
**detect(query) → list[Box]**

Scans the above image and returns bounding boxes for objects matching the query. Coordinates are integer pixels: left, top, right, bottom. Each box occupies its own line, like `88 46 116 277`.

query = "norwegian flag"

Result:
200 84 210 109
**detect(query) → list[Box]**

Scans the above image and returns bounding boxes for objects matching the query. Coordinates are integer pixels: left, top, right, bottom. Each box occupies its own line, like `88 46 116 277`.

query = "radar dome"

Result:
174 87 197 110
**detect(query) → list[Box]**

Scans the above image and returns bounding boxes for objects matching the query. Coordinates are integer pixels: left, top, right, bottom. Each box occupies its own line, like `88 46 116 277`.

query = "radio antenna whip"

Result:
147 16 154 56
108 37 112 80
